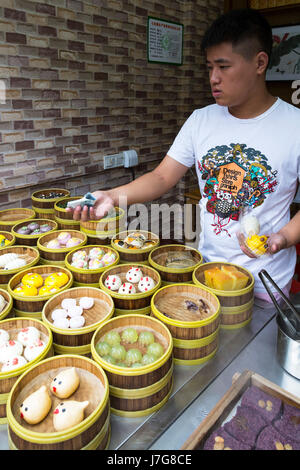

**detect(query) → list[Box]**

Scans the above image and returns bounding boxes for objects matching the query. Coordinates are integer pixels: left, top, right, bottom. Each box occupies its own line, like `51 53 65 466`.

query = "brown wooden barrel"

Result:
91 314 173 417
99 263 161 316
42 286 114 357
7 265 73 320
151 283 221 365
11 219 58 246
193 262 254 329
6 354 110 449
0 317 53 424
37 229 87 265
54 196 83 230
0 208 36 232
148 244 203 285
0 245 40 291
111 230 160 265
31 188 70 220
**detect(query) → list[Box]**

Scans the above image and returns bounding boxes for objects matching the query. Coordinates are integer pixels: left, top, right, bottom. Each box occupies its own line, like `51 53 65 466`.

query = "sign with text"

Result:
147 17 183 65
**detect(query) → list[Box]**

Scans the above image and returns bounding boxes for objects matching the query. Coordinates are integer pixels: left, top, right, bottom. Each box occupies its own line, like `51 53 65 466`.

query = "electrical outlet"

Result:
103 153 124 169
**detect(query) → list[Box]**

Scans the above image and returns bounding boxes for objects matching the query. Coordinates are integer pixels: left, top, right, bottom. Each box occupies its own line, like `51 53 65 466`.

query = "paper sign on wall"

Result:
147 17 183 65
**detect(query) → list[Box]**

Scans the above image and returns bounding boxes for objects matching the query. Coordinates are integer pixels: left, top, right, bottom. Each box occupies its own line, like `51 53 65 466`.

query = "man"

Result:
69 8 300 301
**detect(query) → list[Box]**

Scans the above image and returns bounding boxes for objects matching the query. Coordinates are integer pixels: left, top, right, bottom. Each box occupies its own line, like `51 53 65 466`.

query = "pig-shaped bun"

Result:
50 367 80 399
53 400 89 431
20 385 52 425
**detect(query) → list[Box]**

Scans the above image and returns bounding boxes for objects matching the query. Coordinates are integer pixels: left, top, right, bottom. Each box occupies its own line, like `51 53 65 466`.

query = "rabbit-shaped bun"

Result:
50 367 80 399
53 400 89 431
20 385 52 425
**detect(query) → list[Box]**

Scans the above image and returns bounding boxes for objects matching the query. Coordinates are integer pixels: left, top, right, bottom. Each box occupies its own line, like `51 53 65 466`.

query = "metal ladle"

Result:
259 269 300 340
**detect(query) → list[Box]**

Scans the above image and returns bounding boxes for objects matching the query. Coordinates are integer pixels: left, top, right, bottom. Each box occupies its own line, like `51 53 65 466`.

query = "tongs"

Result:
259 269 300 340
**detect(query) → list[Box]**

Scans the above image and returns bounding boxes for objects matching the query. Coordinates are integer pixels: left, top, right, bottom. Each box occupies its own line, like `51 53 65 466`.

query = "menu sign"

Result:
147 17 183 65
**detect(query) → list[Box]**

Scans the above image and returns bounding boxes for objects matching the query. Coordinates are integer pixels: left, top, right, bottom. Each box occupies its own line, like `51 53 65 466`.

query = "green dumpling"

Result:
95 341 111 357
102 354 117 365
141 353 157 365
104 330 121 346
147 342 164 359
138 330 155 347
110 344 126 361
125 348 143 366
121 327 139 344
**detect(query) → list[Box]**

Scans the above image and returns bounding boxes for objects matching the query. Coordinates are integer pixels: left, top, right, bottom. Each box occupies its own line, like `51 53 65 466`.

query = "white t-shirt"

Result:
167 98 300 294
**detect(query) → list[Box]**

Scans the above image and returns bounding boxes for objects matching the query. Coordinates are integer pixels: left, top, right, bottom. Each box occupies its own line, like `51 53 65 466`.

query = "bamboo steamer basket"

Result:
0 288 13 321
148 244 203 286
42 286 114 357
193 262 255 329
37 229 87 266
6 354 110 450
0 208 36 232
0 317 53 424
31 188 70 220
54 196 83 230
0 231 16 248
99 263 161 316
12 219 58 246
7 265 73 320
91 314 173 417
151 283 221 365
65 245 120 288
80 207 125 245
0 245 40 291
111 230 160 265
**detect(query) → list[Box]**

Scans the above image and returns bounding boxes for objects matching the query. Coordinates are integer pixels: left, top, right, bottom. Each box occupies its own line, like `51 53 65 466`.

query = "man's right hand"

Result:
68 191 115 222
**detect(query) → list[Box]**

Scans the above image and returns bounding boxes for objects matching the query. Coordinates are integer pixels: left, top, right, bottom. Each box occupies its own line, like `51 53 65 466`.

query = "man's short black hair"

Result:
201 8 273 61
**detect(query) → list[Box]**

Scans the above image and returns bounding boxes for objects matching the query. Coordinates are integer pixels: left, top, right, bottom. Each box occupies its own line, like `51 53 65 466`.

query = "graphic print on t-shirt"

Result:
198 143 278 236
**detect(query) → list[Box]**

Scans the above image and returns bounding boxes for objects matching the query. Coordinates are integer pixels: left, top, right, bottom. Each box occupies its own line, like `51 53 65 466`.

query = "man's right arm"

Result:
72 155 189 221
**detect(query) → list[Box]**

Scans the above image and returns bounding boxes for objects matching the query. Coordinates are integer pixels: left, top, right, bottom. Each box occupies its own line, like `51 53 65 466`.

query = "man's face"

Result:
206 42 260 108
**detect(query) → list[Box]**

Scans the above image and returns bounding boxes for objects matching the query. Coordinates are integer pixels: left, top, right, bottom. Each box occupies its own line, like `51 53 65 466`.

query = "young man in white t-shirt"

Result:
70 8 300 301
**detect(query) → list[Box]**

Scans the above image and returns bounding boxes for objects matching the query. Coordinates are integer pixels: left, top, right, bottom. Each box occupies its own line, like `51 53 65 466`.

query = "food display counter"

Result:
0 296 299 451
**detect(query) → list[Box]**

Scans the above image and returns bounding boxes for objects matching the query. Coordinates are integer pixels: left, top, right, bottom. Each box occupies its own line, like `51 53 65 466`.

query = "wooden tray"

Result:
181 369 300 450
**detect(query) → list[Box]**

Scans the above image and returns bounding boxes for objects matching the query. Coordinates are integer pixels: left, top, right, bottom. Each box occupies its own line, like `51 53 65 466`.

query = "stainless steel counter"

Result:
1 298 299 451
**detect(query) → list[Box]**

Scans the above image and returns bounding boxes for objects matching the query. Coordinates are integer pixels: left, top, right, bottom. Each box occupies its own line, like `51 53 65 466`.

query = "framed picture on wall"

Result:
266 24 300 80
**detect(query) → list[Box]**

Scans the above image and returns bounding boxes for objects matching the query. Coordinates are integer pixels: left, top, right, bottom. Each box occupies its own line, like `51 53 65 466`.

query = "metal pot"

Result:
276 315 300 380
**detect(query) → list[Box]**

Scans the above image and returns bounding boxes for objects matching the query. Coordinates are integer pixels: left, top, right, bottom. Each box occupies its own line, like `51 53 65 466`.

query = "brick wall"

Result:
0 0 223 237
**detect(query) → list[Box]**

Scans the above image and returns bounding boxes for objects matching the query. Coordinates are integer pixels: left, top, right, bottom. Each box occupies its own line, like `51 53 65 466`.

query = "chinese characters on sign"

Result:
148 17 183 65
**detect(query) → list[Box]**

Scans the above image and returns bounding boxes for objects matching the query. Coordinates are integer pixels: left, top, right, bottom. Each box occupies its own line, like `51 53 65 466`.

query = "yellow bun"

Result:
38 285 60 296
22 273 44 288
14 285 38 296
53 272 69 287
44 272 68 288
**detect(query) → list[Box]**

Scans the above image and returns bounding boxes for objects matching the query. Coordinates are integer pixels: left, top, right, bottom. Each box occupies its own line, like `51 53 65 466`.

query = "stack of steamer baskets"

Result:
99 263 161 317
6 355 110 450
54 196 83 231
193 262 255 330
148 244 203 286
0 317 53 425
91 314 173 418
65 245 119 289
80 207 125 246
111 230 160 265
31 188 70 221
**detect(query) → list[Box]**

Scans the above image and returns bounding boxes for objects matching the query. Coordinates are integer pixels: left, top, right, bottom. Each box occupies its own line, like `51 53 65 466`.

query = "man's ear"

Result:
256 51 269 75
